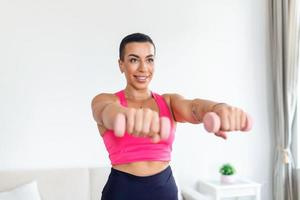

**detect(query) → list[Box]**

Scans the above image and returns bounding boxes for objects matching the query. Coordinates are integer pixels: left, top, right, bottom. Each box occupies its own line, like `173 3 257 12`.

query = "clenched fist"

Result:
207 103 253 139
113 108 171 143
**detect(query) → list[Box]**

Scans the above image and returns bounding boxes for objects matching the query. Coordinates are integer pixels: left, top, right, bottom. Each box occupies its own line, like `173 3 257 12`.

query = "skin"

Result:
91 42 248 176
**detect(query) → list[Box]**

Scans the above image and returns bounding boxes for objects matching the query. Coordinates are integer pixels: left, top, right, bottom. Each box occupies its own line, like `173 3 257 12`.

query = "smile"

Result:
134 75 149 82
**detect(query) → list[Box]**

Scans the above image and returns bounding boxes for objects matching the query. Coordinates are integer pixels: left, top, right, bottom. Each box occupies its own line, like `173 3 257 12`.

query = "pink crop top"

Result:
102 90 176 165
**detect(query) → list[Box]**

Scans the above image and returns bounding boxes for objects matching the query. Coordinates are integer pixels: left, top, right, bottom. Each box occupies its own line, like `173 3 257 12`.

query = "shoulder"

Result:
91 92 119 106
159 93 185 111
162 93 185 104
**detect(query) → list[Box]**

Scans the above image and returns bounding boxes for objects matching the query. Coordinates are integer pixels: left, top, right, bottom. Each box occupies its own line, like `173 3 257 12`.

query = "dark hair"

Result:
119 33 156 60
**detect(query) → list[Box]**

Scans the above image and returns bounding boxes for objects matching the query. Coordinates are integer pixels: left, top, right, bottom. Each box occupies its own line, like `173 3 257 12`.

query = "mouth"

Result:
134 75 149 83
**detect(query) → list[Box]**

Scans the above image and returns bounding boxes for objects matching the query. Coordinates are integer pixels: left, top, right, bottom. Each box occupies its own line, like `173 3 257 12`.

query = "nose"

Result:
138 60 147 71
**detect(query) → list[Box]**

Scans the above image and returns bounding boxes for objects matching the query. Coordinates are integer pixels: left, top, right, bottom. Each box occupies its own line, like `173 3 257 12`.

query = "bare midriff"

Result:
112 160 170 176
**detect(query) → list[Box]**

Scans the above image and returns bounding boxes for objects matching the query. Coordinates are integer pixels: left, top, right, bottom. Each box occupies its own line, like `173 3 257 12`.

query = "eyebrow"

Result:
127 54 154 58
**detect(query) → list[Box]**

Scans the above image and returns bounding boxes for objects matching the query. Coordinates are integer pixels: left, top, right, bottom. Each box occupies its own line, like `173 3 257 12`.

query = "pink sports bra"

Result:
102 90 176 165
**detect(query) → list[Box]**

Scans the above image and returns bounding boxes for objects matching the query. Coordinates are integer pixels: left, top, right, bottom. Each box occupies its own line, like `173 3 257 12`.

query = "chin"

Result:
132 82 151 90
135 85 150 90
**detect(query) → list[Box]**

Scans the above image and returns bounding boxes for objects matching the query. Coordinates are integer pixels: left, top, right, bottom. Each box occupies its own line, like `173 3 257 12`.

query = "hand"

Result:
113 108 171 143
208 104 251 139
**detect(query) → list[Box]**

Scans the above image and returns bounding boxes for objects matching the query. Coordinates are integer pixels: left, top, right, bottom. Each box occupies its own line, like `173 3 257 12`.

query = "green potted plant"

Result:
219 163 236 184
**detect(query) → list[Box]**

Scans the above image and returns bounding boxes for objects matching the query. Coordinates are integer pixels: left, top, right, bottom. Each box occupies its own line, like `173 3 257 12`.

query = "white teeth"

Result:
135 76 147 81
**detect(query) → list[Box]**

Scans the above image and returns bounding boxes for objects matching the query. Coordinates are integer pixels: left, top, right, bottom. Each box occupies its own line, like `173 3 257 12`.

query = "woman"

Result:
91 33 249 200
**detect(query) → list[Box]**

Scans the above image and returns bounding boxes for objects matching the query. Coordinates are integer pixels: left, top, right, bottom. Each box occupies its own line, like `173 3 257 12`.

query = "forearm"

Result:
190 99 220 123
170 93 221 124
100 102 126 130
92 100 126 130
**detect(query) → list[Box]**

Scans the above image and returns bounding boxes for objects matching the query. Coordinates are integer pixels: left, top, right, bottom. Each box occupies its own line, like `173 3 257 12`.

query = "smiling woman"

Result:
91 33 251 200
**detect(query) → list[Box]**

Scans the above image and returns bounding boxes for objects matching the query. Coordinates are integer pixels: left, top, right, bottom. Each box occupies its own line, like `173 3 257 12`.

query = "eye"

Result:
129 58 138 63
147 58 154 63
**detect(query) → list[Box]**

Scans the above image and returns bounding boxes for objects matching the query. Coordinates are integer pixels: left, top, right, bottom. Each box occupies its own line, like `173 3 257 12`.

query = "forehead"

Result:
124 42 155 57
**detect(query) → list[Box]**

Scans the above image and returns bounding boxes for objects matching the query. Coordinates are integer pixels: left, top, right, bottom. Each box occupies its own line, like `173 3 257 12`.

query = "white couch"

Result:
0 167 209 200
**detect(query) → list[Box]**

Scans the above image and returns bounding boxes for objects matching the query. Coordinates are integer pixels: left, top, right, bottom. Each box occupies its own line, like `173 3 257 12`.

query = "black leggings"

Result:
101 165 178 200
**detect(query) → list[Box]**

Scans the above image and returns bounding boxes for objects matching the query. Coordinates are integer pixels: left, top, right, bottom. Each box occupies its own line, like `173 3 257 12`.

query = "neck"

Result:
124 86 151 101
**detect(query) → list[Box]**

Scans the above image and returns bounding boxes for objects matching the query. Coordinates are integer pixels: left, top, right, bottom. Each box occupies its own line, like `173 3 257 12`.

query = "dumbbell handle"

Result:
203 112 253 133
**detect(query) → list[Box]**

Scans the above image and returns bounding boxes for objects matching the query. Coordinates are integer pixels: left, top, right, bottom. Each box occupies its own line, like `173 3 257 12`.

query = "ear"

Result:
118 59 124 73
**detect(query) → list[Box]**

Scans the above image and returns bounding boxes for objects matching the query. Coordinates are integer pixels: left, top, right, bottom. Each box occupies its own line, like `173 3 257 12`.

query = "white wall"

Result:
0 0 272 199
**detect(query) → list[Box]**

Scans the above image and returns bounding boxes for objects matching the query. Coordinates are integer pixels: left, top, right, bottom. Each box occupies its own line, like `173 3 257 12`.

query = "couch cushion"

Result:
0 168 90 200
0 181 41 200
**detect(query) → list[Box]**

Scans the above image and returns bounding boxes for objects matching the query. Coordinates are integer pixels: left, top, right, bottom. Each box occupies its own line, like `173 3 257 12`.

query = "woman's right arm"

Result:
91 93 124 130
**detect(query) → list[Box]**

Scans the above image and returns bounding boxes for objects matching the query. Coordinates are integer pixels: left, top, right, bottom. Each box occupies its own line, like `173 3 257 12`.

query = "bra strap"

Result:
115 90 127 107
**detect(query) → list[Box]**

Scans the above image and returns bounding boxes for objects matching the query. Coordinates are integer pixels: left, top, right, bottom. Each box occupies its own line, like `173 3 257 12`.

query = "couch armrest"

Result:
181 187 211 200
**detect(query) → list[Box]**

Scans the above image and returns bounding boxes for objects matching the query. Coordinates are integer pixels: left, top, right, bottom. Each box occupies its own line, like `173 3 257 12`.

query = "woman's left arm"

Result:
166 93 247 132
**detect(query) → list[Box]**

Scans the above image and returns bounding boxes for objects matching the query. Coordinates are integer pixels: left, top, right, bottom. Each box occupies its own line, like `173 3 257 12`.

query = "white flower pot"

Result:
220 174 236 184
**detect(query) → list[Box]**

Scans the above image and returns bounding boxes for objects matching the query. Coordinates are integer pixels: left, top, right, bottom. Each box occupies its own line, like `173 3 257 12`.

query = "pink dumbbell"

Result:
113 113 171 141
159 117 171 140
113 113 126 137
203 112 253 133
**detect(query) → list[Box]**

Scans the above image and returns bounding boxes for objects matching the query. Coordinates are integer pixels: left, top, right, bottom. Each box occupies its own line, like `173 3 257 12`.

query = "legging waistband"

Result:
110 165 172 183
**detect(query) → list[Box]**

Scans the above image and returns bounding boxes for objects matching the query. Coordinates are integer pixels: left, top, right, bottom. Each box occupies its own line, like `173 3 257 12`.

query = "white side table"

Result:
197 179 261 200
